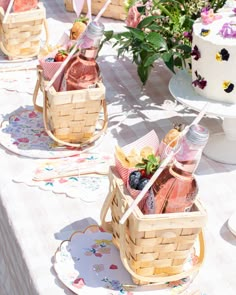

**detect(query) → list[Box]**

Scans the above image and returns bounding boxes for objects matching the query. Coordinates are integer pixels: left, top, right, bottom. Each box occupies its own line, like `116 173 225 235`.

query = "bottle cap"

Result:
87 21 105 37
186 124 209 145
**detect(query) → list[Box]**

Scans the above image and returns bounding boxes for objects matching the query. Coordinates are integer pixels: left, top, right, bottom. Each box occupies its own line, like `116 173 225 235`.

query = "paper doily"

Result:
0 107 103 159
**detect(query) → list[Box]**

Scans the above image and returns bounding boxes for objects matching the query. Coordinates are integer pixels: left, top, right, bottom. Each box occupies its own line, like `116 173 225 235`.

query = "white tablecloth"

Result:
1 1 236 294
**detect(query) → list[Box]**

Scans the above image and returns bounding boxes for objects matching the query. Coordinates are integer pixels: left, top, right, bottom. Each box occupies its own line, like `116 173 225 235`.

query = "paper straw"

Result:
45 35 85 91
2 0 14 23
94 0 111 22
119 152 174 225
86 0 92 22
119 102 209 225
181 102 209 137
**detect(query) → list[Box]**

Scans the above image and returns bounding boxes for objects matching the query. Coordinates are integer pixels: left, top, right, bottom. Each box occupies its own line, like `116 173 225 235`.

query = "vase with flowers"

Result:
102 0 226 85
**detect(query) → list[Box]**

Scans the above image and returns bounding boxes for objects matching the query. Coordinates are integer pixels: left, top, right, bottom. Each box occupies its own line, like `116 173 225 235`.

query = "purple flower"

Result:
219 22 236 38
183 31 192 42
201 6 210 13
192 71 207 89
233 8 236 14
191 45 201 60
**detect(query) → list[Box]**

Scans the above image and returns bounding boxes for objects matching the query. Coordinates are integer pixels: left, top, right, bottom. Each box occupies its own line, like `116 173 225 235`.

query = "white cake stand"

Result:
169 70 236 237
169 70 236 165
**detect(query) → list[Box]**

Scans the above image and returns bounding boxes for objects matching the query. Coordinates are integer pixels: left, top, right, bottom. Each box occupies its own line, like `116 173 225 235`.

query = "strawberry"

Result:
54 50 68 62
136 154 161 178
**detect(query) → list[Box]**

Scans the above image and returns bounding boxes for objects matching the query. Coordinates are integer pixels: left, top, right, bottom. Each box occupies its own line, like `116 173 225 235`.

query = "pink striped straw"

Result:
2 0 14 23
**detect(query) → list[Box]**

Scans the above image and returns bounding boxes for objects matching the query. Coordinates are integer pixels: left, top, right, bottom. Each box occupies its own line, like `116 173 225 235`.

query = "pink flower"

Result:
109 264 118 269
201 8 222 25
72 278 85 289
126 5 141 28
18 138 29 143
28 111 37 118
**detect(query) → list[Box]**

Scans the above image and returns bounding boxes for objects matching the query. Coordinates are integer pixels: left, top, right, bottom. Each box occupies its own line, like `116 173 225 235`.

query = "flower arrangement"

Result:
103 0 226 85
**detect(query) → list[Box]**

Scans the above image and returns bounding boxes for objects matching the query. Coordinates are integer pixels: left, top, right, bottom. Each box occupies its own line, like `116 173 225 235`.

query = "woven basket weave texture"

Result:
0 3 46 59
64 0 126 20
101 167 207 285
43 80 106 144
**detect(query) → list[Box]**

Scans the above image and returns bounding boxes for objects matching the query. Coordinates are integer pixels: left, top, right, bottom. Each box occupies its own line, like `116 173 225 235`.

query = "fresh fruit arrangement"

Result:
44 49 69 63
45 49 68 62
54 49 69 62
70 16 88 40
115 145 155 169
128 154 161 190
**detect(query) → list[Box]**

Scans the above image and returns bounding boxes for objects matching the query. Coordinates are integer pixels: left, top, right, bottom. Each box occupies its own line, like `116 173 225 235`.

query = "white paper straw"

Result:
94 0 111 22
2 0 14 23
45 36 85 91
119 102 209 225
181 102 209 137
119 153 174 225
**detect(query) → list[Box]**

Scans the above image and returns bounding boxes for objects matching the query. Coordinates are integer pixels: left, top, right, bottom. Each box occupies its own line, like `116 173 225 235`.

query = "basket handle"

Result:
32 66 44 112
119 220 205 285
100 176 118 233
0 18 49 60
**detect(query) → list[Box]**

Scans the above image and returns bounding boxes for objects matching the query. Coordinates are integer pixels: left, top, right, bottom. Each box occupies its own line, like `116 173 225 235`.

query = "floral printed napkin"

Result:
14 153 113 201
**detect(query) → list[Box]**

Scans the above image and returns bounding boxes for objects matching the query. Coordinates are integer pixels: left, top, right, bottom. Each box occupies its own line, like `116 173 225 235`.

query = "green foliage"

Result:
102 0 226 85
136 154 161 175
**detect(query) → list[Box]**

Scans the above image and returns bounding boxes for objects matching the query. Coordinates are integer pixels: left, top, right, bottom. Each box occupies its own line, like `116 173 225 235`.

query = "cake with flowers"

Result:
191 7 236 104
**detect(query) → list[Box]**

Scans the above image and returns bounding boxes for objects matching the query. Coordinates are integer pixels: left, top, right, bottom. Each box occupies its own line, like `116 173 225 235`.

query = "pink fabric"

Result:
39 53 64 92
13 0 38 12
126 5 141 28
0 0 10 12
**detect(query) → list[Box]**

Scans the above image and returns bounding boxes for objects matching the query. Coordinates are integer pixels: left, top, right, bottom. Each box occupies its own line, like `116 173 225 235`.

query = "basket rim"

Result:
0 2 45 19
46 81 106 98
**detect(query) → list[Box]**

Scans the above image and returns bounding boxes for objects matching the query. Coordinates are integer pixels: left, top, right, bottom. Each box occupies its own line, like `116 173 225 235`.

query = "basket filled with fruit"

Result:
0 1 48 60
100 128 207 285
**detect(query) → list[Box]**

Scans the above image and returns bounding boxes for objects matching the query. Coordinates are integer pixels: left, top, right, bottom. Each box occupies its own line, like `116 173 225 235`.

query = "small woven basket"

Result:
33 66 108 147
0 3 48 59
64 0 127 21
101 167 207 285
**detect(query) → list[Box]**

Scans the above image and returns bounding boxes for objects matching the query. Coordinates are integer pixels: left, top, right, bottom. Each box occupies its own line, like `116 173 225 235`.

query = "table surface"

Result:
1 1 236 295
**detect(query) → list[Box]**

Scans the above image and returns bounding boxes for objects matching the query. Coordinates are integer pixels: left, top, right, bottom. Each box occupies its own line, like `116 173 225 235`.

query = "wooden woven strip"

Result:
64 0 126 20
0 3 46 59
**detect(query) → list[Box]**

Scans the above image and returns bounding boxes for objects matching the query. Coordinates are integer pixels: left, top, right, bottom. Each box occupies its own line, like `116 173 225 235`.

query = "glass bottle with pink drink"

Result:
151 124 209 214
61 21 105 91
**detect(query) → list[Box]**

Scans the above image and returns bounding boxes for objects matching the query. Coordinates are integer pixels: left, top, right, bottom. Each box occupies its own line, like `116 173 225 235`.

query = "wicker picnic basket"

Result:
64 0 127 21
0 2 48 59
101 167 207 285
33 65 108 147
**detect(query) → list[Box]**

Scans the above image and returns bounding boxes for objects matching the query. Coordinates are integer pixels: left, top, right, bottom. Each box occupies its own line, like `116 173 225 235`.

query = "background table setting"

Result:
1 0 236 295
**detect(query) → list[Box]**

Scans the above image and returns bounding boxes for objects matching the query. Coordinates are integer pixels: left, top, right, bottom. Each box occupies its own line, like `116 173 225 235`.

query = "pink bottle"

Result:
147 124 209 214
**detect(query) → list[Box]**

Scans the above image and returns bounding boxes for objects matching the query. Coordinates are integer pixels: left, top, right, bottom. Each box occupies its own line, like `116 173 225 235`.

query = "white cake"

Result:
191 9 236 104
